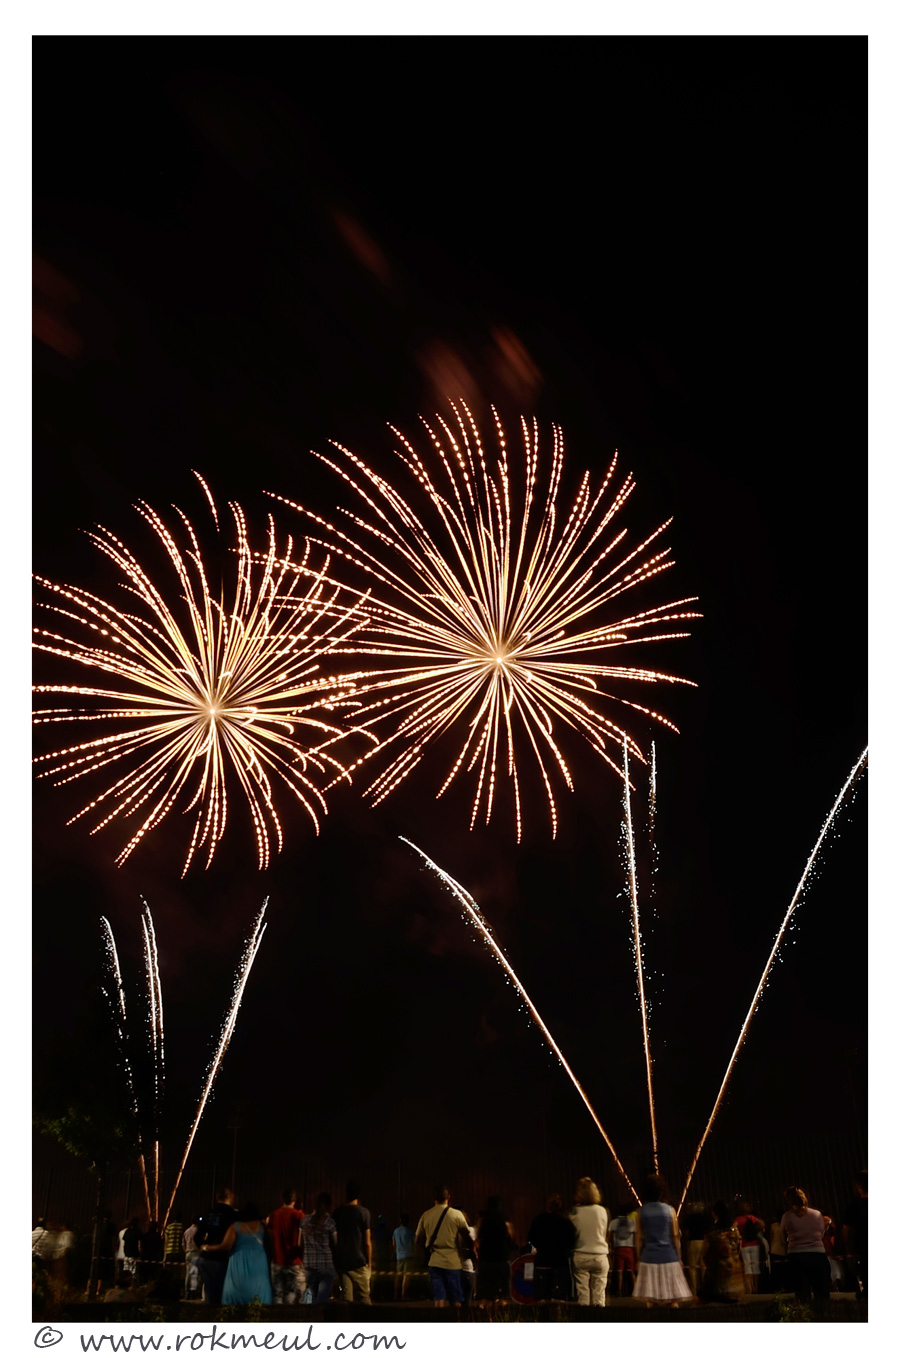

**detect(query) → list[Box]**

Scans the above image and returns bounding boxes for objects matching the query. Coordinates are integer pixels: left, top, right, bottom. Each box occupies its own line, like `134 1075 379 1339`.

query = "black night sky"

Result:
33 39 867 1211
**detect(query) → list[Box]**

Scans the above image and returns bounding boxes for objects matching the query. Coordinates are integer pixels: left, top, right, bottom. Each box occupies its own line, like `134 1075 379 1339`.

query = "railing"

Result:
34 1125 865 1249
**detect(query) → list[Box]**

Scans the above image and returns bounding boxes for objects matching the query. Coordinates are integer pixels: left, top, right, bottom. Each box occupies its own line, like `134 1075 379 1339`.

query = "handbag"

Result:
424 1206 451 1265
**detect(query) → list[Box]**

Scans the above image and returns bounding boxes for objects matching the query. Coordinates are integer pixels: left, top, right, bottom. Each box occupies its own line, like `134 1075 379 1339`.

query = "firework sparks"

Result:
401 836 640 1200
141 904 164 1220
270 402 700 839
33 475 375 874
100 916 151 1222
647 740 658 900
622 742 658 1170
676 745 869 1213
163 902 268 1229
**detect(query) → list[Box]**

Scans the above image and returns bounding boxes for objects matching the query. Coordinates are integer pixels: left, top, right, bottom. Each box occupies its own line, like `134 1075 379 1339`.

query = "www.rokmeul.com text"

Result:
32 1324 407 1354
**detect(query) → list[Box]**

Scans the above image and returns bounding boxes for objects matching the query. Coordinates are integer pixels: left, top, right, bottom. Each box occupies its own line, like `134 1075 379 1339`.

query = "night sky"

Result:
33 39 867 1200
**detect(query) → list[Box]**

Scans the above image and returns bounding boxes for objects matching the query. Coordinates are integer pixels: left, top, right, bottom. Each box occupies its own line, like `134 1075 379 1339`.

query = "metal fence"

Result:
34 1127 866 1244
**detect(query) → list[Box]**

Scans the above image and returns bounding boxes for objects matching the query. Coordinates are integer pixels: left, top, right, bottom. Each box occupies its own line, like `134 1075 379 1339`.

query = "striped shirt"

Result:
164 1221 183 1259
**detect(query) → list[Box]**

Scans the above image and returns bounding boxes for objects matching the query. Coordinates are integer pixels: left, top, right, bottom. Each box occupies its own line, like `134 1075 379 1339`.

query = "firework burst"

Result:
270 402 700 840
33 475 374 873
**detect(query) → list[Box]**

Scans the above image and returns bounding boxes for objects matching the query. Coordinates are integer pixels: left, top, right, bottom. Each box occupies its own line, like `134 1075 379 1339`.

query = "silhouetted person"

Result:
267 1188 306 1305
164 1208 184 1264
221 1201 273 1306
392 1214 415 1301
608 1201 639 1297
476 1195 515 1306
301 1193 338 1304
372 1215 392 1271
632 1173 692 1307
139 1220 164 1284
699 1201 741 1303
121 1218 141 1281
681 1202 709 1296
569 1178 609 1307
528 1193 576 1301
841 1170 867 1299
195 1187 238 1306
94 1213 119 1297
415 1184 469 1308
734 1199 765 1293
781 1185 830 1306
333 1180 372 1304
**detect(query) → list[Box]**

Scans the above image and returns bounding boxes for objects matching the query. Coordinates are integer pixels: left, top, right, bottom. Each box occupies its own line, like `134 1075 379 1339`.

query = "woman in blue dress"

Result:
221 1202 273 1306
632 1174 693 1307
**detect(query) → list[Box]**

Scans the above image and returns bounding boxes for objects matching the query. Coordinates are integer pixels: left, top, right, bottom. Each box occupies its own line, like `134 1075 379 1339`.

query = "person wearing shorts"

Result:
734 1201 765 1294
415 1185 470 1309
607 1204 638 1297
392 1214 416 1301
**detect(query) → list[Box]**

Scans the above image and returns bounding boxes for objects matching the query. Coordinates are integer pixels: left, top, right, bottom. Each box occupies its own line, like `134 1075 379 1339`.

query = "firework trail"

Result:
33 474 375 874
163 902 268 1229
100 916 151 1221
622 742 658 1170
401 837 640 1201
141 904 164 1220
271 402 700 840
676 745 869 1213
647 740 658 901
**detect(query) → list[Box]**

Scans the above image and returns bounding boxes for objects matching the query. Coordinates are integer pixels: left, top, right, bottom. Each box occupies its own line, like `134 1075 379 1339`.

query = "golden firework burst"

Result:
269 402 701 839
33 474 373 872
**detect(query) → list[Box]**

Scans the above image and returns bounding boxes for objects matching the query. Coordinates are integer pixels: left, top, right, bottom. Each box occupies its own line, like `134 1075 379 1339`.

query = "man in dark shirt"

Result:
527 1194 577 1301
841 1170 868 1299
195 1188 238 1306
332 1180 373 1304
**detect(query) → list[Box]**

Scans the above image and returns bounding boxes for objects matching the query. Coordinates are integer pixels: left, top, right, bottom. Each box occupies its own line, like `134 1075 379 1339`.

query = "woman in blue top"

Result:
220 1203 273 1306
632 1174 693 1307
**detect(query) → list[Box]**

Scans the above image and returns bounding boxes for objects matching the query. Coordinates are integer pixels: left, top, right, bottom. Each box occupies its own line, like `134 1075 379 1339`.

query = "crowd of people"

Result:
33 1168 868 1310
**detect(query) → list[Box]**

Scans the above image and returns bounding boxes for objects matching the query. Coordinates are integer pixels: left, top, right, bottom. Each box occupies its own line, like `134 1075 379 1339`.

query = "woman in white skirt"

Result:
633 1174 693 1307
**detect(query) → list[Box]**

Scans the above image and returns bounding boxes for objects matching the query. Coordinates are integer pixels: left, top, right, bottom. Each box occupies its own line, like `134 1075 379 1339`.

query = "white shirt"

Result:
570 1204 610 1254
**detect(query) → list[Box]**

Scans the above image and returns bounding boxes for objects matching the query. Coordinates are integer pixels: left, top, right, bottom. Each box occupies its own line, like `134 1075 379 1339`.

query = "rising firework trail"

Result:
141 904 164 1220
100 916 151 1221
676 746 869 1213
33 474 375 874
401 837 640 1201
622 741 658 1170
271 402 700 840
163 902 268 1229
647 740 658 900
